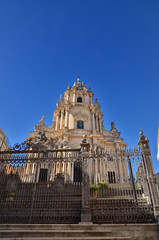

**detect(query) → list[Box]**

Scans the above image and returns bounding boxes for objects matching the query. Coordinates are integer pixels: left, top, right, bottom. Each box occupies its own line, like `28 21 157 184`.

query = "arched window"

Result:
77 120 84 129
77 97 82 103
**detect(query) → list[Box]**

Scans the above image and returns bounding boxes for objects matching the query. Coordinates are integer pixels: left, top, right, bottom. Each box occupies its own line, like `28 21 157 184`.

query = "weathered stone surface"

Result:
0 224 158 240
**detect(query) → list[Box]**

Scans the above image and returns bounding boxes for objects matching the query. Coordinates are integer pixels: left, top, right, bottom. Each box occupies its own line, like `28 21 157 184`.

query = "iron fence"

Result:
0 144 156 224
0 149 82 224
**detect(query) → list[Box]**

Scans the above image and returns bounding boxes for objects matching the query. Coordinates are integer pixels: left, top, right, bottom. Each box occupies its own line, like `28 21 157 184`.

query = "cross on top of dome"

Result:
73 76 85 88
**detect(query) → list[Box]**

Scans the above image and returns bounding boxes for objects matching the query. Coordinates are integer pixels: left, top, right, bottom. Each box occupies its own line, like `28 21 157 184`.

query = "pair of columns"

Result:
93 158 106 183
116 157 129 183
92 112 102 132
52 161 74 183
55 109 69 131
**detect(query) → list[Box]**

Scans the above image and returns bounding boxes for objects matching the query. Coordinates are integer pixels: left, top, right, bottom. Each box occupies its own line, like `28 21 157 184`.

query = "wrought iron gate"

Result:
89 146 155 224
0 148 82 224
0 131 158 224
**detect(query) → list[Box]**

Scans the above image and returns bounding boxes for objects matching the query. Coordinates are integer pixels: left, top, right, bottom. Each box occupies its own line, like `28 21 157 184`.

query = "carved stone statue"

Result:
77 76 80 83
37 131 47 143
56 94 63 107
111 122 115 130
110 122 120 137
82 134 88 144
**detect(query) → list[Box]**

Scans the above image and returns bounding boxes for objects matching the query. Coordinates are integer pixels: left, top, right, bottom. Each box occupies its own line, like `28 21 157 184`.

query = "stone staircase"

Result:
0 224 131 240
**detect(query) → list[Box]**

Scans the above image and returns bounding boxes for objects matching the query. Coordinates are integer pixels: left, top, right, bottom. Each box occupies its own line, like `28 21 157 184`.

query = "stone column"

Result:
100 158 102 181
73 93 76 102
80 135 92 223
101 158 104 180
55 113 59 131
99 117 102 133
115 148 120 183
139 130 159 221
119 157 123 183
25 162 29 182
57 163 59 174
123 157 129 182
121 158 125 181
60 111 64 129
62 162 64 173
103 158 106 180
92 112 95 129
49 162 53 181
94 158 98 183
29 155 40 223
47 163 50 182
59 161 62 173
31 163 35 182
89 159 92 184
67 93 69 101
83 94 85 103
96 114 99 131
65 109 69 128
53 163 55 180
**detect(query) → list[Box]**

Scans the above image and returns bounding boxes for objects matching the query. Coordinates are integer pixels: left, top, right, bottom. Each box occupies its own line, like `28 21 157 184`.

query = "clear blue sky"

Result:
0 1 159 172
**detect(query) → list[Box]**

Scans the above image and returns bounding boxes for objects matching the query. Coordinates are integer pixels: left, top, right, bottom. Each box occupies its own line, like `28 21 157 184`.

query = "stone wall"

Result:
107 224 159 240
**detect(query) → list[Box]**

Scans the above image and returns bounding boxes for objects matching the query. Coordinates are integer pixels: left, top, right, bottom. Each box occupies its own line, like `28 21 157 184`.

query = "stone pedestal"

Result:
80 135 92 223
81 207 92 222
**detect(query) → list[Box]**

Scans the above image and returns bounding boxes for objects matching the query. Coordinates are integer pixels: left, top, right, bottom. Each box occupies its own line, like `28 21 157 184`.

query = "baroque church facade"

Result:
1 77 159 232
26 77 129 185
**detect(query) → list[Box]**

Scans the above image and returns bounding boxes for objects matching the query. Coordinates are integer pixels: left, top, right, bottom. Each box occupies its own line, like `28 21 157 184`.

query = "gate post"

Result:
127 156 138 205
80 135 92 223
138 130 159 221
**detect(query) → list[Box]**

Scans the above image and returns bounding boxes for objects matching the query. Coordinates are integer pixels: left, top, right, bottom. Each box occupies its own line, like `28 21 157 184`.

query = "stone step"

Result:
0 230 112 238
0 224 109 230
0 225 131 240
0 238 131 240
1 224 158 240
